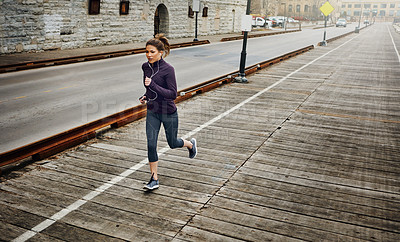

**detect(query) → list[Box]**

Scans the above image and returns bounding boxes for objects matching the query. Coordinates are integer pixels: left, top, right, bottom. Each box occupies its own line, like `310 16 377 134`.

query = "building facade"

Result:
340 0 400 22
251 0 343 21
0 0 246 54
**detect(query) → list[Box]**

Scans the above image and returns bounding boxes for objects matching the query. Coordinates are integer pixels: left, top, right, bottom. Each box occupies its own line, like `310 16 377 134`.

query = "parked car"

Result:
265 17 278 27
287 17 299 23
364 19 370 25
270 16 285 27
252 16 274 28
252 17 266 27
336 18 347 27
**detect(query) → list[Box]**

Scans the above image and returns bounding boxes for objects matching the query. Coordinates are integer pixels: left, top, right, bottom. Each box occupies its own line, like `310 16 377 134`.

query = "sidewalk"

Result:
1 25 399 241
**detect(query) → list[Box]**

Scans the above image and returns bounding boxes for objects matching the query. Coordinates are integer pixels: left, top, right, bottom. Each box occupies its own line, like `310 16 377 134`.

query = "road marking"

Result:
44 90 52 93
12 34 360 242
297 109 400 124
14 96 27 100
59 86 72 90
388 25 400 64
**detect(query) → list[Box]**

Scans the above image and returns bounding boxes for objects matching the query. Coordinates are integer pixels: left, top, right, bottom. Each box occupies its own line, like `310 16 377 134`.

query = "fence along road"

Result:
1 24 400 241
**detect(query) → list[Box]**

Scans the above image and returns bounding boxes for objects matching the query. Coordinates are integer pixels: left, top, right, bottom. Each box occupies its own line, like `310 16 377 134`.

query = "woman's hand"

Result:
144 77 152 86
139 96 147 104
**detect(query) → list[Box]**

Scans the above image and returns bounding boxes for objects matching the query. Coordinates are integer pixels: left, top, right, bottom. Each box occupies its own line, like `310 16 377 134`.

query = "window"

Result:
342 4 345 8
373 5 378 8
88 0 100 15
120 1 129 15
188 6 194 18
354 4 361 8
348 4 352 8
389 10 394 16
289 4 293 12
202 7 208 17
347 10 351 16
364 4 371 9
304 5 309 13
398 10 400 16
354 10 360 16
296 5 300 13
390 4 395 8
380 10 386 16
381 4 387 9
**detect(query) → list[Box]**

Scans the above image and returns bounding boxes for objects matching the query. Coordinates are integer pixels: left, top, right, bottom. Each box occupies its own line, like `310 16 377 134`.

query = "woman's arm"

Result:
147 68 177 100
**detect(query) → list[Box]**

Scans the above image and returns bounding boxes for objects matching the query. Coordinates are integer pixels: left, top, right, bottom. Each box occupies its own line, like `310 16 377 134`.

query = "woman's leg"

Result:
149 161 159 180
163 111 196 156
146 111 161 180
163 111 185 148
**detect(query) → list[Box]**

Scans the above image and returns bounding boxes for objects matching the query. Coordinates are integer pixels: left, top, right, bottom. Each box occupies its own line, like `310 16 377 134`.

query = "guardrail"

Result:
0 44 315 173
0 40 210 73
317 23 371 46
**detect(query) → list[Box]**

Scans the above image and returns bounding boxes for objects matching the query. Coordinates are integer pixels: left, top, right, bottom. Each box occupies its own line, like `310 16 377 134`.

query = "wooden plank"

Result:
174 226 243 241
40 220 127 242
27 168 203 214
0 203 49 232
26 162 213 204
187 214 301 241
198 203 359 241
209 195 395 241
245 154 400 188
217 187 400 234
224 174 399 222
229 172 400 211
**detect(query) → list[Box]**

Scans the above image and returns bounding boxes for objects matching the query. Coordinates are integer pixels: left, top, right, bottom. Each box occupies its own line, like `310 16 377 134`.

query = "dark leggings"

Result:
146 110 184 162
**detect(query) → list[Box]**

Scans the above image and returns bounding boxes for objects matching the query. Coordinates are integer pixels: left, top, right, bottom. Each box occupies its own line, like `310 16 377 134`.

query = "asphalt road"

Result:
0 22 375 152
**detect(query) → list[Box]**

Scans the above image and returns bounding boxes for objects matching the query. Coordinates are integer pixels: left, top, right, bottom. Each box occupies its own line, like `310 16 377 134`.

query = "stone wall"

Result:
0 0 246 54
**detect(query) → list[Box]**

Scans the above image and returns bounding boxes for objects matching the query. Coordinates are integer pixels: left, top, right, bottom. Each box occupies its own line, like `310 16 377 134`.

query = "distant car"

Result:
287 17 299 23
252 17 266 27
265 17 277 27
364 19 370 25
270 16 285 27
336 19 347 27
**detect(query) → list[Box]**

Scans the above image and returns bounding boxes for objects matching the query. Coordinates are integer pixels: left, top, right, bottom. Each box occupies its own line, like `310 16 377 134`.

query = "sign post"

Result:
319 1 334 46
234 0 252 83
193 0 200 41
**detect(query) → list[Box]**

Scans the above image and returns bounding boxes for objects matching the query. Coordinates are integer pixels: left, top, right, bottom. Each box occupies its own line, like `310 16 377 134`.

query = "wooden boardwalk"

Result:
1 24 399 241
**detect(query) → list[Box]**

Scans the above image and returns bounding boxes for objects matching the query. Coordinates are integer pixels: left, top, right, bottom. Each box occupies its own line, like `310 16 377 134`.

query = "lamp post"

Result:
193 0 200 41
281 2 287 31
234 0 251 83
358 4 363 28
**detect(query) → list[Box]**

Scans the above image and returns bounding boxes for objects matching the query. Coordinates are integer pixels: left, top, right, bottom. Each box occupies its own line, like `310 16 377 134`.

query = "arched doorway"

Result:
154 4 169 36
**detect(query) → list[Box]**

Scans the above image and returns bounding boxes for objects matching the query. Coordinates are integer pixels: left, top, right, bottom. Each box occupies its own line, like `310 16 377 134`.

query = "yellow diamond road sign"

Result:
320 1 334 16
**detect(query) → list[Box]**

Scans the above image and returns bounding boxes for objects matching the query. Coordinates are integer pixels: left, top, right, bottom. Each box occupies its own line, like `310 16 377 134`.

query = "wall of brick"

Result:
0 0 246 54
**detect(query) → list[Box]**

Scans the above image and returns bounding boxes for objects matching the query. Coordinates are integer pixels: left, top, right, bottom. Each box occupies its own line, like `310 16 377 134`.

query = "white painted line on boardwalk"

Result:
387 25 400 64
12 34 359 242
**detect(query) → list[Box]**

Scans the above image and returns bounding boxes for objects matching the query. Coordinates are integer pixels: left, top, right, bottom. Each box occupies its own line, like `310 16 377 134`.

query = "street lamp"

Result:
234 0 252 83
357 4 363 29
281 2 287 31
193 0 200 41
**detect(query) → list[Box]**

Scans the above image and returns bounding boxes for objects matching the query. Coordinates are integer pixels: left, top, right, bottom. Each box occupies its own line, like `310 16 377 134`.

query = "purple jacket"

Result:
142 58 178 114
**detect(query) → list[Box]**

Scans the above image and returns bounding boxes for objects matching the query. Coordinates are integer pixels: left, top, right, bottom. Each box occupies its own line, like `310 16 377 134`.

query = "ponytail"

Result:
146 33 171 57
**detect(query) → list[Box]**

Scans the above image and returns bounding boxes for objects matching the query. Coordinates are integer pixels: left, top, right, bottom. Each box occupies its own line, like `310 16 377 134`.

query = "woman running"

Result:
139 34 197 190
